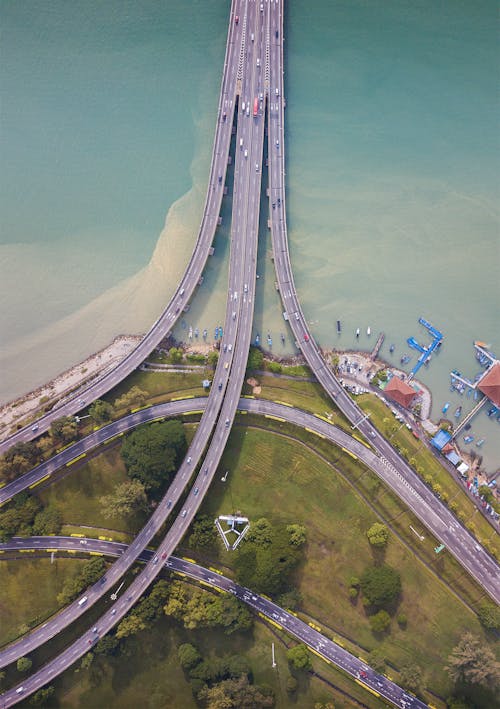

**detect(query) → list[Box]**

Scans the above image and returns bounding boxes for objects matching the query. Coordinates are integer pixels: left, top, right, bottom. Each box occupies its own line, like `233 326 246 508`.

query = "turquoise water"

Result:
1 1 498 469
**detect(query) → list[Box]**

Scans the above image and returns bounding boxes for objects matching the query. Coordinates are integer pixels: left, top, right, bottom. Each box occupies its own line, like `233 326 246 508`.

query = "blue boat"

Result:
267 333 272 347
218 326 223 339
214 327 219 340
400 355 411 365
194 327 199 338
255 333 260 346
202 329 207 339
454 406 462 419
442 402 450 414
477 439 485 447
389 344 395 353
463 435 474 444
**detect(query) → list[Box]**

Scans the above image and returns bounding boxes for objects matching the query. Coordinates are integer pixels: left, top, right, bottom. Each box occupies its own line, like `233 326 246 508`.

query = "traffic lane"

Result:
0 0 243 455
3 538 425 708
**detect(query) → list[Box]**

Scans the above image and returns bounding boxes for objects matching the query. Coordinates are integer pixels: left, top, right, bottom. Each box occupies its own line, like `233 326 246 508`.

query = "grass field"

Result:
0 558 89 646
194 427 495 700
37 447 147 536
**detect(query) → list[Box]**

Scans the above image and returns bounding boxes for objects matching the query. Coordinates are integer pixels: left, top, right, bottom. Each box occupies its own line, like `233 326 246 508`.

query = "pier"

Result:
407 317 443 381
370 332 385 361
452 397 488 438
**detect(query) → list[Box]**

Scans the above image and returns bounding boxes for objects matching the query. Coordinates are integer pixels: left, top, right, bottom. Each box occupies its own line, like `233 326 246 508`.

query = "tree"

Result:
89 399 114 424
366 523 389 548
197 675 274 708
116 614 147 639
100 480 148 519
0 441 40 484
189 515 216 549
57 557 106 606
50 416 78 444
168 347 183 364
246 518 273 547
399 663 423 693
369 609 391 633
247 346 264 371
360 565 401 607
287 644 312 671
286 524 307 547
207 350 219 368
80 652 94 671
178 643 202 671
0 493 41 542
114 385 148 411
94 634 121 657
286 675 298 693
29 686 55 706
17 656 32 672
121 420 186 493
477 602 500 631
367 649 386 672
446 632 500 690
33 506 62 536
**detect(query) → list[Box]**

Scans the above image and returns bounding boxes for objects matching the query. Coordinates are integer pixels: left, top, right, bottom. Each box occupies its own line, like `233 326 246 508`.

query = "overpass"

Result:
0 536 428 709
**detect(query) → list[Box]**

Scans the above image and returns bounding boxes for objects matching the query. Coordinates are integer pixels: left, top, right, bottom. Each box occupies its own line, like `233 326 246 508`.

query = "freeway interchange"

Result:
1 0 498 706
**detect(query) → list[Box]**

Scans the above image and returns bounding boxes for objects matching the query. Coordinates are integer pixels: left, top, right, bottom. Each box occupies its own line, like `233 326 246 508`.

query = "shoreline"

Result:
0 335 142 439
0 337 485 480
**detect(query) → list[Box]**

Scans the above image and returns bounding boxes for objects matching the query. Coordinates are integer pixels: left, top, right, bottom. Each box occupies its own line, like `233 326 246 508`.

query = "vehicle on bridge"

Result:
253 97 259 116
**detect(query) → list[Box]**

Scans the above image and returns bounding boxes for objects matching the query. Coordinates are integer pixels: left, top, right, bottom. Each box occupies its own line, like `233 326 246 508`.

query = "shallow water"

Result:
1 0 498 470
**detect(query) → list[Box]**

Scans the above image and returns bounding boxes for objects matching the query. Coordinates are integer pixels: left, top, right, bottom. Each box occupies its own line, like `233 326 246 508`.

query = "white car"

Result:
244 149 248 158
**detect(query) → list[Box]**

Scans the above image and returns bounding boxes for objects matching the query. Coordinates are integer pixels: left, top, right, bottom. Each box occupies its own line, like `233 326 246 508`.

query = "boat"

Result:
454 406 462 419
474 340 491 349
466 388 472 398
280 333 285 344
214 327 219 340
463 435 474 444
337 320 341 333
218 326 223 338
267 333 272 347
356 328 360 338
442 402 450 414
202 329 208 339
194 328 199 338
188 326 193 339
389 344 395 353
400 355 411 365
367 326 371 336
255 333 260 346
476 439 485 447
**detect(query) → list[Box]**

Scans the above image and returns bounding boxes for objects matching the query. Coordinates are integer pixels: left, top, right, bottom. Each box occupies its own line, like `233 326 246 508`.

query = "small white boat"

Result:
367 326 371 336
355 328 360 338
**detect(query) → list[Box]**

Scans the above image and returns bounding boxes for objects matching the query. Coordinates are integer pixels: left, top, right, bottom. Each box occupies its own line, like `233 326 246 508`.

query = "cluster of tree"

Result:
234 518 307 597
177 642 274 708
120 420 187 497
88 399 114 424
287 644 312 671
446 632 500 693
0 441 40 485
360 564 401 608
99 479 148 519
188 515 217 549
50 416 78 444
113 386 148 412
116 580 170 639
366 522 389 548
29 686 55 706
163 580 252 635
477 601 500 631
247 346 264 371
477 485 500 514
0 492 61 542
57 556 107 607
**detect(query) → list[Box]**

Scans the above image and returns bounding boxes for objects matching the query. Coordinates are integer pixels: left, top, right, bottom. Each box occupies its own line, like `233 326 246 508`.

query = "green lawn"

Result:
193 427 495 700
0 558 88 646
37 447 147 536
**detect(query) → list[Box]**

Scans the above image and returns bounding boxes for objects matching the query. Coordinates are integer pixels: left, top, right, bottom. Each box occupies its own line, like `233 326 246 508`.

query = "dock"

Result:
407 318 443 381
370 332 385 361
452 397 488 438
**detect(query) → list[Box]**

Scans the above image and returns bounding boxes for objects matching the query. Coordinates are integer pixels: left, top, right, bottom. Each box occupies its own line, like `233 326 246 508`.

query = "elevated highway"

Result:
0 536 428 709
265 0 499 604
0 0 242 456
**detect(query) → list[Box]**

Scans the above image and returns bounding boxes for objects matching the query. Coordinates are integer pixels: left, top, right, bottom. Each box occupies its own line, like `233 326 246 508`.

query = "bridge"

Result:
1 0 499 705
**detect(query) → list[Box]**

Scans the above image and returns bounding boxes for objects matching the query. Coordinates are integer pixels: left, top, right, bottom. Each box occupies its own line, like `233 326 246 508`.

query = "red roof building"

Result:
384 376 417 409
478 362 500 407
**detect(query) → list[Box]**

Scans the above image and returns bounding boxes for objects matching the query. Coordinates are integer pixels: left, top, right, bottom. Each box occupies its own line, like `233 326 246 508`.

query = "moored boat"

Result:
367 326 371 336
442 402 450 414
454 406 462 418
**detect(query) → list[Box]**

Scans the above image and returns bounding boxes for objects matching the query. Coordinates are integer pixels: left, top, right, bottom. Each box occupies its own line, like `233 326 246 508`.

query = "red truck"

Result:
253 97 258 117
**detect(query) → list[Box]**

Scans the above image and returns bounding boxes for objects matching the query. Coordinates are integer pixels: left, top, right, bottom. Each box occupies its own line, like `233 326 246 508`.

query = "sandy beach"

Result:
0 335 141 440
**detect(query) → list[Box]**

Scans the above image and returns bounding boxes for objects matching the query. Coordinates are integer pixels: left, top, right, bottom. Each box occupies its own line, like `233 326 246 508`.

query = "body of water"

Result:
1 1 498 469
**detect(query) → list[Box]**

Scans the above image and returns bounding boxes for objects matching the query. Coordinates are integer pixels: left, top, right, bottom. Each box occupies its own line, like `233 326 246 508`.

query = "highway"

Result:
265 0 500 605
1 396 498 677
0 0 242 456
0 536 427 709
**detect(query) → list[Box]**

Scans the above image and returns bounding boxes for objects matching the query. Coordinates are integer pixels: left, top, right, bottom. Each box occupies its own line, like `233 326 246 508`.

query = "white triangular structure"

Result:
215 514 250 551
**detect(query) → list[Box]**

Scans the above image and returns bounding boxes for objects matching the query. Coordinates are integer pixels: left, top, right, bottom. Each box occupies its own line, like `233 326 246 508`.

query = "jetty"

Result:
370 332 385 361
407 317 443 381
